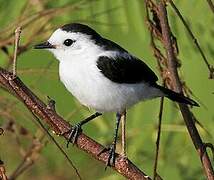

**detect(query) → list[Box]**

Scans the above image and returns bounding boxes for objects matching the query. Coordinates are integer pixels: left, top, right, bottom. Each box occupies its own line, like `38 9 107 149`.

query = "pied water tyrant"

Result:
34 23 199 167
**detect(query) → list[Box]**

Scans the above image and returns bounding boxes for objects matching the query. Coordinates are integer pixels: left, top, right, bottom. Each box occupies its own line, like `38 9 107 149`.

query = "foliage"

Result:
0 0 213 179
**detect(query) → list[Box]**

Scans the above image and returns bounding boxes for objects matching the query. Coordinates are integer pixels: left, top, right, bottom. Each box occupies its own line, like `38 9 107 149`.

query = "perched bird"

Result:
34 23 198 166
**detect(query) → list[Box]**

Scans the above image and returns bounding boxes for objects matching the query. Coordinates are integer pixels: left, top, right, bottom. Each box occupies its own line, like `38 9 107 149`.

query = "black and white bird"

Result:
34 23 198 166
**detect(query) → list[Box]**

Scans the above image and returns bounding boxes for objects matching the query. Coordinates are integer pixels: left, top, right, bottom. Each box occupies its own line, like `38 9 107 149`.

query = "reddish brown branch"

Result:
0 67 151 180
0 160 8 180
158 1 214 179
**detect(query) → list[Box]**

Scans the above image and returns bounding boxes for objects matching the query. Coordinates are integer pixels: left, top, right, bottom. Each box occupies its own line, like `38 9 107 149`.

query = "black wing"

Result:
96 55 158 84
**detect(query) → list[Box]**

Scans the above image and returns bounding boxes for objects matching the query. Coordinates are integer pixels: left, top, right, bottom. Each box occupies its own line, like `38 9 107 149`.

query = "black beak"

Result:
34 41 55 49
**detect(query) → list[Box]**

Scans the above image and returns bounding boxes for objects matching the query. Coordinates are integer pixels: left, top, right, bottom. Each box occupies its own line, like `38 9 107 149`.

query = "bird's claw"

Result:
106 143 116 168
66 123 82 147
98 143 117 169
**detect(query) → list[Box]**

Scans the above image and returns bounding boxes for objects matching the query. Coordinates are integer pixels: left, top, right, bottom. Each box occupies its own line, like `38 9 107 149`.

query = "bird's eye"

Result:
63 39 74 46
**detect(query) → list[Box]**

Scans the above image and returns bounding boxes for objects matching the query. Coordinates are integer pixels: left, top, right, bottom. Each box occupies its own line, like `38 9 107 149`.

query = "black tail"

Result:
155 84 199 107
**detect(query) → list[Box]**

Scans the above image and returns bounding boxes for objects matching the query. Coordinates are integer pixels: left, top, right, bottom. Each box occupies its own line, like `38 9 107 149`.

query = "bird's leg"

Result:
66 112 102 147
106 112 121 167
121 110 127 157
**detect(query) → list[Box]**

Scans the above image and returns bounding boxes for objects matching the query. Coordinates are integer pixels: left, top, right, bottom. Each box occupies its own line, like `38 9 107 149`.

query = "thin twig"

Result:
0 128 4 135
158 1 214 179
0 67 151 180
206 0 214 13
36 96 81 179
12 27 21 78
29 111 82 180
168 0 214 79
8 96 81 179
153 96 164 180
9 136 45 180
0 160 8 180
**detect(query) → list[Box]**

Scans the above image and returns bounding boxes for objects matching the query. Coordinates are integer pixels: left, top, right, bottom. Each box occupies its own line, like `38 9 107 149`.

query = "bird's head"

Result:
34 23 103 62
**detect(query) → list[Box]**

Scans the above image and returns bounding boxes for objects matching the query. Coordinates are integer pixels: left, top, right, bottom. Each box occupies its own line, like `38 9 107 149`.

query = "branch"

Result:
12 27 21 77
0 67 151 180
158 1 214 179
206 0 214 14
153 95 164 180
0 160 8 180
9 136 45 180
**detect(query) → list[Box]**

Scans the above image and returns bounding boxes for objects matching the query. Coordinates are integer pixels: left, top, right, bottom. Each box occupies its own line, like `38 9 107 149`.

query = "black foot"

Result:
66 123 82 147
107 143 116 168
98 143 117 168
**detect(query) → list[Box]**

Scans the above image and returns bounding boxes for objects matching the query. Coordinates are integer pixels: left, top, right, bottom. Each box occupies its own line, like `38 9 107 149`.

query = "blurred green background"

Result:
0 0 213 179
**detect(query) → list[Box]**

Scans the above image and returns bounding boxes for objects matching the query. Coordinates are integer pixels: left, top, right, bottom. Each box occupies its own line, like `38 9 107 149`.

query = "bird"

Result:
34 23 199 167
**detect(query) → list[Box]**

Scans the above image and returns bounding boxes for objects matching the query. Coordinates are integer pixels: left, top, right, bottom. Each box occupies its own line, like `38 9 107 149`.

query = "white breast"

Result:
59 52 161 113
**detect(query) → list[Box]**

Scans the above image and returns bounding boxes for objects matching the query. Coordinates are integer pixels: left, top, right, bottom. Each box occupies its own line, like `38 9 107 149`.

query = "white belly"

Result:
59 59 161 113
